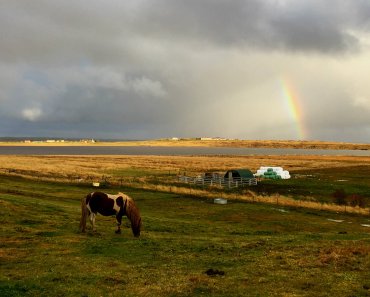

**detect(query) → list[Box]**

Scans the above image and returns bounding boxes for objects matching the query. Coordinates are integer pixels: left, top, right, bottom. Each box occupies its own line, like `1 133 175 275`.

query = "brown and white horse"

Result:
79 192 142 237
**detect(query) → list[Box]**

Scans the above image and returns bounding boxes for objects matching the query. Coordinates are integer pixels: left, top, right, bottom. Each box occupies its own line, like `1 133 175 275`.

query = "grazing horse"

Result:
79 192 142 237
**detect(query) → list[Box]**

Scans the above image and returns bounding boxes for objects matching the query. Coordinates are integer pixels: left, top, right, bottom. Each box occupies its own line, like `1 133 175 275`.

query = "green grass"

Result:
1 174 370 296
103 164 370 208
253 165 370 204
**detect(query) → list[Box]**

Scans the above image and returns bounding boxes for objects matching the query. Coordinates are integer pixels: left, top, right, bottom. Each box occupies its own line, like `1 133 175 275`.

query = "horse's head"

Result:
125 196 142 237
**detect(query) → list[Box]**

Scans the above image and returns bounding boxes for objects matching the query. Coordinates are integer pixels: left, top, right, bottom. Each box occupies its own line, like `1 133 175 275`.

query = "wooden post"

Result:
228 171 232 189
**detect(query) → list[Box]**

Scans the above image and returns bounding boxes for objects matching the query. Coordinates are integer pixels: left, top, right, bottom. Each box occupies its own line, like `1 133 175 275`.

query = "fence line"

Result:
178 175 257 188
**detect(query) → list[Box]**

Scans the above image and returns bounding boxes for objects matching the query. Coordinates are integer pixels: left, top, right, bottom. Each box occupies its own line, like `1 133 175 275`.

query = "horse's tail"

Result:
125 196 142 237
79 194 89 233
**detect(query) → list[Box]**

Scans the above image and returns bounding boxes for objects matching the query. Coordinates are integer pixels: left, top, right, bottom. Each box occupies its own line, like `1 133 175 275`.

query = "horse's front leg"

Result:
115 214 122 234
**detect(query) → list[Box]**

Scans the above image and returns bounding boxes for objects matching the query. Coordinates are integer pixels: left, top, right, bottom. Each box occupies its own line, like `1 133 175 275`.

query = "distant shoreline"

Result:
0 139 369 150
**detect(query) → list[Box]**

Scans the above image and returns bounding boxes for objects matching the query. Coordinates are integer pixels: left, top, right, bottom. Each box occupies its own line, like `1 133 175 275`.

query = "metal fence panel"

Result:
178 176 257 188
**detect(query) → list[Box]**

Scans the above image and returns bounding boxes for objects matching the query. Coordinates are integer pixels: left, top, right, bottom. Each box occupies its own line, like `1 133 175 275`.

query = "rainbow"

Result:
280 78 306 140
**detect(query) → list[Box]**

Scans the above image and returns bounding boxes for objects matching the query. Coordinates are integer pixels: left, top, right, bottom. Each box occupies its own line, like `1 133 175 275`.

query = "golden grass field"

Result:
1 154 369 215
1 154 370 179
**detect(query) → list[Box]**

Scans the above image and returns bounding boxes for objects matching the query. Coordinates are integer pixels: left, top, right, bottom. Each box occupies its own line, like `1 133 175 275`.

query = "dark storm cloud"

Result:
1 0 370 62
129 0 370 52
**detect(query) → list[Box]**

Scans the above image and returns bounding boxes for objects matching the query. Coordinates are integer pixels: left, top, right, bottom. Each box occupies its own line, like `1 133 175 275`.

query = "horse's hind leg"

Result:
115 214 122 234
89 213 97 232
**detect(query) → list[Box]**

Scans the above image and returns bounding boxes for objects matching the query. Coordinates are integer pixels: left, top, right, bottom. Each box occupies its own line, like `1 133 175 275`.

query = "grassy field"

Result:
1 173 370 297
1 155 369 208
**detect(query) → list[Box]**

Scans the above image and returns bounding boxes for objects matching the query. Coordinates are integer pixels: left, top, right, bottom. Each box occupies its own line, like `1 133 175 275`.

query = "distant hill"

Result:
0 138 369 150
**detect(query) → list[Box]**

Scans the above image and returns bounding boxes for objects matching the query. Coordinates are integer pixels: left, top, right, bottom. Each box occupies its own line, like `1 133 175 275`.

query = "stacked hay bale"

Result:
255 166 291 179
264 168 281 180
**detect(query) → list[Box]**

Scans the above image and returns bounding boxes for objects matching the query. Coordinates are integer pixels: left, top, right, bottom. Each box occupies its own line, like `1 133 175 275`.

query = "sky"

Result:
1 0 370 142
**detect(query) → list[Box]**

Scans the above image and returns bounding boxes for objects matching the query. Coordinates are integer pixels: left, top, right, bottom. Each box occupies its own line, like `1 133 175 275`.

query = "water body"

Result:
0 146 369 156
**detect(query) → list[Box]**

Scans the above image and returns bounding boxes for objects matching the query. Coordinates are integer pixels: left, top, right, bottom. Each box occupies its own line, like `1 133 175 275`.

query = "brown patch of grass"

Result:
221 213 246 222
318 245 370 269
0 247 30 261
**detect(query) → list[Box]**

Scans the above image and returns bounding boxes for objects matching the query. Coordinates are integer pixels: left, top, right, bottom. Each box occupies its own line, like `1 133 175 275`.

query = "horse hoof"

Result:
115 230 121 234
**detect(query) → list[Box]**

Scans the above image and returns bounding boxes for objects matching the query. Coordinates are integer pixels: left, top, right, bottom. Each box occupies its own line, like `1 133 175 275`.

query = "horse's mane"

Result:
124 195 142 237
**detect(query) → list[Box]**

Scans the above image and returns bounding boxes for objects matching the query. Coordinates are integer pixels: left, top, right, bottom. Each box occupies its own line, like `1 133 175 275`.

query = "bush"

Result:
332 189 347 205
348 194 366 208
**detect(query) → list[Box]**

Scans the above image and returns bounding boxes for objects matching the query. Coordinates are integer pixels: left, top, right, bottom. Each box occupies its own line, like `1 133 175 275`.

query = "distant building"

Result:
80 139 96 143
200 137 227 141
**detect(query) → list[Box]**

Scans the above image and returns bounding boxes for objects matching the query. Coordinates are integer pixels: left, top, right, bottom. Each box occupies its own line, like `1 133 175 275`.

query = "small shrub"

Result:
348 194 366 208
332 189 347 205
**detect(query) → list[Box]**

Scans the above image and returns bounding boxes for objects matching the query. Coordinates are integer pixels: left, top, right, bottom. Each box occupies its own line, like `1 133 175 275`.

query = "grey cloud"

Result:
131 0 369 53
1 0 370 65
269 6 357 52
